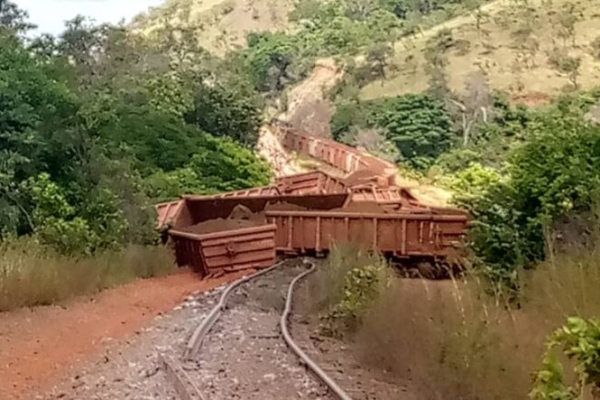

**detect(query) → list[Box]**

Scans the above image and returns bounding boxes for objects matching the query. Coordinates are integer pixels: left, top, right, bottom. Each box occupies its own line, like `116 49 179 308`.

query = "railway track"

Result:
165 260 353 400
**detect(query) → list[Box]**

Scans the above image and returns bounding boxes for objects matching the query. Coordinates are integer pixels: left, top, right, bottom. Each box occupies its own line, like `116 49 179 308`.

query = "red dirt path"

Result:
0 268 247 400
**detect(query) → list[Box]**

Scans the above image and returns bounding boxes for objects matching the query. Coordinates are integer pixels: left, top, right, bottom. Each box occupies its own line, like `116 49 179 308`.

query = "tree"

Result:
344 0 379 20
365 94 455 169
591 36 600 60
0 28 76 237
0 0 34 32
424 29 454 101
366 42 395 82
548 51 582 90
554 2 581 48
244 32 297 93
451 71 493 146
186 80 263 147
188 135 272 193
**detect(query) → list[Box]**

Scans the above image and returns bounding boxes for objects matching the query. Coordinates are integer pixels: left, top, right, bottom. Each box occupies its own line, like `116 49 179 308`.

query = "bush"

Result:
309 245 390 337
0 237 176 312
450 105 600 291
349 227 600 400
188 135 272 193
450 164 525 292
531 317 600 400
186 81 263 147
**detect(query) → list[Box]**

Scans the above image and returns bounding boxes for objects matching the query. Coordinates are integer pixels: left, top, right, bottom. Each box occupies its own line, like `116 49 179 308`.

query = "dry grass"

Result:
0 238 176 312
135 0 296 54
523 238 600 327
308 244 388 311
350 238 600 399
361 0 600 102
357 277 539 399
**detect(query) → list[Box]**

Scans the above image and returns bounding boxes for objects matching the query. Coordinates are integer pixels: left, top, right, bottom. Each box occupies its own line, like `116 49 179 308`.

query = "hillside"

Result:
133 0 296 54
360 0 600 104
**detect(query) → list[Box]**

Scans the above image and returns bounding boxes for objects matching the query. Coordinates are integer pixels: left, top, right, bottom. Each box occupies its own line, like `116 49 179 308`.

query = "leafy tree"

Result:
144 168 207 202
188 135 272 193
186 80 263 147
0 0 34 32
244 32 298 93
332 100 366 140
452 98 600 288
365 94 455 169
0 27 76 237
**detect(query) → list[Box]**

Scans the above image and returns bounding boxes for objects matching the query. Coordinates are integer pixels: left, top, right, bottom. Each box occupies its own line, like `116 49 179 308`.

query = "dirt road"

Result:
0 269 246 400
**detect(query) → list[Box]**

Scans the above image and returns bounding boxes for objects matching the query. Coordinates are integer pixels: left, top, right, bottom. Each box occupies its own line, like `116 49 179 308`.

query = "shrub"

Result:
186 81 263 147
331 94 455 170
531 318 600 399
450 164 526 293
351 232 600 400
326 264 388 334
309 245 389 336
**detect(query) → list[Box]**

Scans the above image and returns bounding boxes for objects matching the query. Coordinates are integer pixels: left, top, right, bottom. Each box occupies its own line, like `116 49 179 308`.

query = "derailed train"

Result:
156 124 469 278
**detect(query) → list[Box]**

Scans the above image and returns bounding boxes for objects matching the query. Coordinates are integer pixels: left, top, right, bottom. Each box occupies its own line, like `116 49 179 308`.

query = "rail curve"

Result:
183 260 354 400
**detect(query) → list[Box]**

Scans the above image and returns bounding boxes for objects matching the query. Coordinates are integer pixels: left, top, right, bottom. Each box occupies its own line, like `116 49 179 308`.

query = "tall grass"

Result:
314 240 600 399
357 277 539 399
0 237 176 312
309 243 389 311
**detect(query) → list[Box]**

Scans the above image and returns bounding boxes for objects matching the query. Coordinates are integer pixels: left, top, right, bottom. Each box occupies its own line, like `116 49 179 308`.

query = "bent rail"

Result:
280 262 353 400
183 261 285 360
184 260 353 400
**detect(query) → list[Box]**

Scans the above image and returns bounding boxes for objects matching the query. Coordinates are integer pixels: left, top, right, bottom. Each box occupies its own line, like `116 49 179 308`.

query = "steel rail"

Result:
183 261 286 360
280 263 354 400
185 259 353 400
160 354 206 400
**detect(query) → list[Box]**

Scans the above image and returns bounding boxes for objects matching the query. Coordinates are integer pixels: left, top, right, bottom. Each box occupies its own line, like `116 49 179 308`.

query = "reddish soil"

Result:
511 91 552 107
228 204 255 219
264 201 308 211
184 218 265 234
0 268 248 400
333 201 388 214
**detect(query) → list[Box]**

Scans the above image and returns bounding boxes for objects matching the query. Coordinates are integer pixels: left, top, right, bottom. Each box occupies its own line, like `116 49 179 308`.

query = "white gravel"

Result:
185 264 335 400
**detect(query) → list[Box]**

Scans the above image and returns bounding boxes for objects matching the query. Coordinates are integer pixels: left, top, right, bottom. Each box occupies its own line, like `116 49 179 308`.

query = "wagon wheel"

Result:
416 261 438 279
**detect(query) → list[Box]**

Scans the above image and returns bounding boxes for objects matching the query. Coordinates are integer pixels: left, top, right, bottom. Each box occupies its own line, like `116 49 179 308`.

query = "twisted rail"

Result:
183 260 353 400
280 263 353 400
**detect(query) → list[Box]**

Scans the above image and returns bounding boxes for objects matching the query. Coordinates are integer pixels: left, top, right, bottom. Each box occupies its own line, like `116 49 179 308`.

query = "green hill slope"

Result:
360 0 600 104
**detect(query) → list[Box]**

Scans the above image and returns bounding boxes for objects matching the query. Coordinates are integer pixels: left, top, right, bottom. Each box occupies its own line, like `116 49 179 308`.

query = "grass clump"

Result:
0 237 176 312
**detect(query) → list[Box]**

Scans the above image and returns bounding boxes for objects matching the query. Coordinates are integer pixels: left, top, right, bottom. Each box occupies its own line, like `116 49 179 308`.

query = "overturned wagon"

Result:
169 224 277 277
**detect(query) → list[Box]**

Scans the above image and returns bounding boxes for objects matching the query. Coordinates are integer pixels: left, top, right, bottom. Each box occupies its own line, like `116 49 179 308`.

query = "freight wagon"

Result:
265 209 468 259
166 194 468 272
272 120 398 187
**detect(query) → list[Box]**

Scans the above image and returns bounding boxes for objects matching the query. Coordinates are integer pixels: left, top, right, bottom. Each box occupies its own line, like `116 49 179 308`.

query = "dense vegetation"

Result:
0 1 271 256
0 0 273 309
